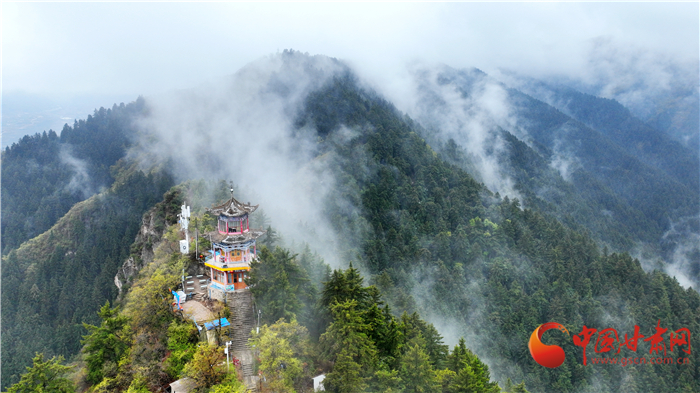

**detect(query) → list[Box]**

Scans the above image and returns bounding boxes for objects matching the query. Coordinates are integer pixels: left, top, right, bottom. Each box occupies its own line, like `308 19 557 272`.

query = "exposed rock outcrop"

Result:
114 188 183 296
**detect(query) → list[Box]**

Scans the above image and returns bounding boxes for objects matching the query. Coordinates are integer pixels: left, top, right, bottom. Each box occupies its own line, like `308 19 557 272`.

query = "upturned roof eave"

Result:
207 196 259 217
201 230 266 246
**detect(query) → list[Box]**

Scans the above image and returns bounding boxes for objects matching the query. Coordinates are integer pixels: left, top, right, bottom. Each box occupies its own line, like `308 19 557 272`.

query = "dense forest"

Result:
3 51 698 392
411 66 699 259
1 99 147 253
1 161 174 387
4 182 512 393
292 69 700 392
0 98 169 387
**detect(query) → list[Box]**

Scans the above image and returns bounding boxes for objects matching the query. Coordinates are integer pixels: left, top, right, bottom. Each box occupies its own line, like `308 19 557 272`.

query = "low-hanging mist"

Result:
388 64 526 200
131 52 359 267
121 51 699 392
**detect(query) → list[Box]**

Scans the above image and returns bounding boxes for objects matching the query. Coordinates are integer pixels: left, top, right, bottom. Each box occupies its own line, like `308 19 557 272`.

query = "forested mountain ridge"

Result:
646 89 700 151
1 160 174 388
510 88 698 243
495 67 700 153
289 62 700 391
2 51 699 392
506 77 699 193
1 98 147 253
407 66 699 279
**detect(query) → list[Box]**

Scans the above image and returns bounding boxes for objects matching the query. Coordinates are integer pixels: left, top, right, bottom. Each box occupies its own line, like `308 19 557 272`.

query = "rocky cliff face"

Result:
115 187 184 296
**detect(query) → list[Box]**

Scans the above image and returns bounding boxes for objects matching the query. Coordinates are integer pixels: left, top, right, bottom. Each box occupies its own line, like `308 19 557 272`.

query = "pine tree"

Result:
324 352 366 393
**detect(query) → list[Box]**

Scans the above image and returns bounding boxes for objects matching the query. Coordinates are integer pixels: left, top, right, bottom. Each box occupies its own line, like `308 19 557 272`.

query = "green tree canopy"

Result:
6 353 75 393
321 300 378 392
183 344 227 391
249 319 311 393
81 301 131 386
248 246 309 324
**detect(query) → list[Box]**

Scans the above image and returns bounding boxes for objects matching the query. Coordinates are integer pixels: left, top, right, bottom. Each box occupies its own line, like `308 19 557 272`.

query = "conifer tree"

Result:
446 338 500 393
248 246 308 324
398 343 439 392
324 352 366 393
321 300 378 391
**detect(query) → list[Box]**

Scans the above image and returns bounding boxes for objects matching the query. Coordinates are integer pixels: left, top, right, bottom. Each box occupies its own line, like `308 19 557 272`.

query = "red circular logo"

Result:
529 322 569 368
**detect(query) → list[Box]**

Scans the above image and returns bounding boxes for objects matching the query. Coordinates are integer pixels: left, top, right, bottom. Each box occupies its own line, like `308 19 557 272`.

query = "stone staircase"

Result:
228 290 258 392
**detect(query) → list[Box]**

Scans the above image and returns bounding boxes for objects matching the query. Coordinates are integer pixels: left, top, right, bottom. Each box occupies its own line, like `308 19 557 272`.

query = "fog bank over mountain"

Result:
490 37 700 150
3 48 700 392
131 54 355 268
4 3 697 147
3 4 699 391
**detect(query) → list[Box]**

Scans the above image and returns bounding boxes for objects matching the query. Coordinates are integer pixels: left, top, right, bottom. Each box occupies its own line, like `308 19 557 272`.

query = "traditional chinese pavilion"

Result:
203 191 265 300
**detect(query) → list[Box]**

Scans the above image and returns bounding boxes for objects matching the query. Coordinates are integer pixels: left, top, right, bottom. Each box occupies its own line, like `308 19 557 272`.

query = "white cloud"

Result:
389 64 523 199
131 52 354 268
4 3 696 99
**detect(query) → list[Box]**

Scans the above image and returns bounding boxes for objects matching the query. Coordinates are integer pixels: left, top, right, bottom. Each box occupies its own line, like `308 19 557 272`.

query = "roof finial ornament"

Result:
229 181 234 200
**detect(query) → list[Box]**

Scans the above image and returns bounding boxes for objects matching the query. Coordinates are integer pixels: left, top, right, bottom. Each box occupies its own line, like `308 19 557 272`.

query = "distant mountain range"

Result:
3 51 698 392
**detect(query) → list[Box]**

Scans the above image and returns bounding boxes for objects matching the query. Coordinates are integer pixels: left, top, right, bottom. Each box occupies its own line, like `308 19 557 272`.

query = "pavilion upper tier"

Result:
207 196 259 218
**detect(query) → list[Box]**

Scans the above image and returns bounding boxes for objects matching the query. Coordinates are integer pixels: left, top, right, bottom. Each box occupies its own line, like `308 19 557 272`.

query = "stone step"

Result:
226 290 259 392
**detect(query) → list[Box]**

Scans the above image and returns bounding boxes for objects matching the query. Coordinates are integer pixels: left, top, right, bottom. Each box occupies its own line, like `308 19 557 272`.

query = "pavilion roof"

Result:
207 195 258 218
204 229 266 246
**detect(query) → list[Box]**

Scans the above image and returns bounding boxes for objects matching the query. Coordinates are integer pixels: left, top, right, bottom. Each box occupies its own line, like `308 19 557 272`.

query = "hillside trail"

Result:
228 290 259 392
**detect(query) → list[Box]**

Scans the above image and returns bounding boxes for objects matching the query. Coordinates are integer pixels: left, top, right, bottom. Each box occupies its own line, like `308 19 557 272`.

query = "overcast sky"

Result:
2 2 698 146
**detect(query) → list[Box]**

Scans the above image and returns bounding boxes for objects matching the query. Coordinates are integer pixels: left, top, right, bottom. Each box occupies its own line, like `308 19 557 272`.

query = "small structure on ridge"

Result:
203 188 265 301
